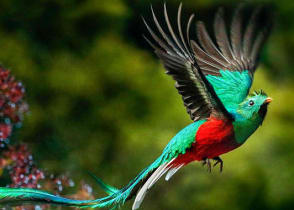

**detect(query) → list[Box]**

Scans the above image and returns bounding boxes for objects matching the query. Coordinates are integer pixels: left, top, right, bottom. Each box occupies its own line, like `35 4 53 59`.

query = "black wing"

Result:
143 4 232 121
192 5 272 76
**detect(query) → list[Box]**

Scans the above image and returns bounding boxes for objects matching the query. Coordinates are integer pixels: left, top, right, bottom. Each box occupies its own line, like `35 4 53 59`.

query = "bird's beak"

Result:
264 97 273 104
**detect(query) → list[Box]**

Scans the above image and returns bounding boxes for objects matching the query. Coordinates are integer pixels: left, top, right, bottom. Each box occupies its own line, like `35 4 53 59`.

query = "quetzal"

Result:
0 3 272 210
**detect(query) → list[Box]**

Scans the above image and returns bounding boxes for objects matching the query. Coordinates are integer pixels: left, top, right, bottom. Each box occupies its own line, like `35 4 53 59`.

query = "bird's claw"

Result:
202 157 223 173
202 158 212 173
213 157 223 172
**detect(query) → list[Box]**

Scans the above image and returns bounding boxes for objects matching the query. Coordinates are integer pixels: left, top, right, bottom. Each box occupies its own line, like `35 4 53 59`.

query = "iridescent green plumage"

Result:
207 70 267 144
206 70 252 109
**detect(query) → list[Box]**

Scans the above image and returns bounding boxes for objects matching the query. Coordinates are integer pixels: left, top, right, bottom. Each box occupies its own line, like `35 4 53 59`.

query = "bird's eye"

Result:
249 100 254 106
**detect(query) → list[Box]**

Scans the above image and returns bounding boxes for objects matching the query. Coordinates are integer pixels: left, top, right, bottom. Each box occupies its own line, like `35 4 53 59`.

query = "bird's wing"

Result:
144 4 232 121
193 5 272 105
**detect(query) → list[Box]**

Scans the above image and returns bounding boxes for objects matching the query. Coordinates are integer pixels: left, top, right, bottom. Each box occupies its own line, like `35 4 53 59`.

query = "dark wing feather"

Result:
214 8 235 64
196 21 230 67
230 5 244 69
195 5 272 76
144 4 232 121
242 7 261 69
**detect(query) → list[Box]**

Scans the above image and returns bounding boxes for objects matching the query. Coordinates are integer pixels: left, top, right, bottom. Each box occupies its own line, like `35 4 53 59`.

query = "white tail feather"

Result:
148 165 172 189
165 164 184 181
132 158 175 210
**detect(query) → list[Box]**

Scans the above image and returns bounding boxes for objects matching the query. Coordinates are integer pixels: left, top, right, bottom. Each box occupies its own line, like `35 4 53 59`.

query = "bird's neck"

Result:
232 114 263 144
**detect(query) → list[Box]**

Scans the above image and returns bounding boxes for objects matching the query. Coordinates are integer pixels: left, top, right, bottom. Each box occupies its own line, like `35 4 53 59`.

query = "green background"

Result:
1 0 294 209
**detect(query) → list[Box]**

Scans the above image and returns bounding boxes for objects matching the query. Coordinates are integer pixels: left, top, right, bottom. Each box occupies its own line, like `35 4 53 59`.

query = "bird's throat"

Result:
233 116 263 144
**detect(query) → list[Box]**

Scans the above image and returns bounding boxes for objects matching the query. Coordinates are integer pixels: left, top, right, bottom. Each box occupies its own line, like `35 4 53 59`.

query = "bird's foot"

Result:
213 156 223 172
202 158 212 173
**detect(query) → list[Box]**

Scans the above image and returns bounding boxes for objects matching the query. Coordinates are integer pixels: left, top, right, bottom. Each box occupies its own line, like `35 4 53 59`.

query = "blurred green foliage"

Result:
0 0 294 209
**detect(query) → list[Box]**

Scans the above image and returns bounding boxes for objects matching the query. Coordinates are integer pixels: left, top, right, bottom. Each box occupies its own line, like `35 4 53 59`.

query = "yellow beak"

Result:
264 97 273 104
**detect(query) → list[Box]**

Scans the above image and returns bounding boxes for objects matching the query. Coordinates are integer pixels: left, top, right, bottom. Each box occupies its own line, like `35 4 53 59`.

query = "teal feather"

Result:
0 121 204 209
0 187 92 207
206 70 252 108
161 120 206 160
233 93 268 144
88 172 119 195
206 70 269 145
91 120 205 209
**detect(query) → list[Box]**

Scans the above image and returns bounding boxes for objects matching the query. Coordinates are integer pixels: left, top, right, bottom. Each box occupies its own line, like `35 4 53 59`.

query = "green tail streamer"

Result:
0 156 164 209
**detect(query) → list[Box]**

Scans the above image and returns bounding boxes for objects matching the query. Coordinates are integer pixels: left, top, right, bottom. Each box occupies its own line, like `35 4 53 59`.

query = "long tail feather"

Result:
0 156 180 209
0 187 94 207
132 158 175 210
88 172 119 195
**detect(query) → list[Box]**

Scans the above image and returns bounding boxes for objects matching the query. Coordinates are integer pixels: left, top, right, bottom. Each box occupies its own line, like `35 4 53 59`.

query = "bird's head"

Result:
237 90 272 121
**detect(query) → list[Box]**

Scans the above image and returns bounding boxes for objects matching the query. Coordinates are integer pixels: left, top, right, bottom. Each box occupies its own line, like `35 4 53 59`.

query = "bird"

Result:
0 3 272 210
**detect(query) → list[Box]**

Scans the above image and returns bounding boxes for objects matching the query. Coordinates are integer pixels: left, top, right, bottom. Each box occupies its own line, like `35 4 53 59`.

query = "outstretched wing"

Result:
143 3 232 121
192 5 272 106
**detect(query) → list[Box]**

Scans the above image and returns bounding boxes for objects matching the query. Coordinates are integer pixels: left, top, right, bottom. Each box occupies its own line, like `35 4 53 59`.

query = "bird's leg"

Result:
213 156 223 172
202 158 212 173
